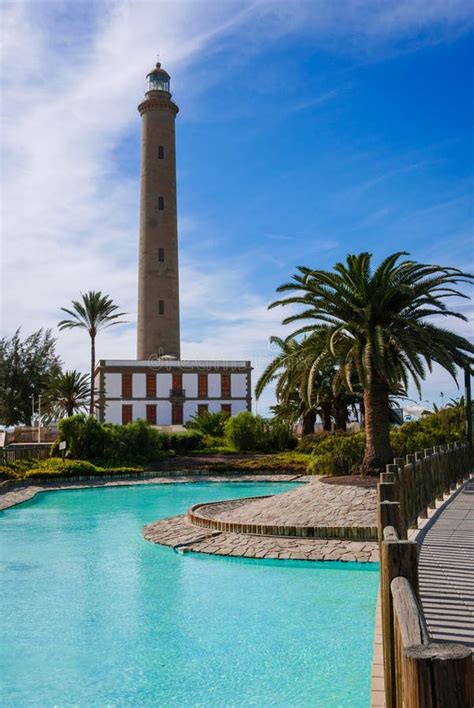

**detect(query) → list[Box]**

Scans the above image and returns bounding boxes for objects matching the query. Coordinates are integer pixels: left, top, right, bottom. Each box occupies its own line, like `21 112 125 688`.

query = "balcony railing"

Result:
169 389 186 398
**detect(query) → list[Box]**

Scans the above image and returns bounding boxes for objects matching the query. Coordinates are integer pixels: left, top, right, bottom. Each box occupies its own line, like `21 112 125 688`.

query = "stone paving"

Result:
143 513 379 561
194 478 376 526
143 478 378 561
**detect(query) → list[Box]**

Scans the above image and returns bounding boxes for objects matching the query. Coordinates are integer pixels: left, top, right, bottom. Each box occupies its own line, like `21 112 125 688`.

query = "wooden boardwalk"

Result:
418 479 474 647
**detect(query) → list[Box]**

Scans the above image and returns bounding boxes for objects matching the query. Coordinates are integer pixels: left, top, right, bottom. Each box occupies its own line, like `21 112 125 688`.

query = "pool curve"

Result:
1 482 379 707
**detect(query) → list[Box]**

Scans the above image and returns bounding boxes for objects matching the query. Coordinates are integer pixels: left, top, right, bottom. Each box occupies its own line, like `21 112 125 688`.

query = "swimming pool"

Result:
1 482 379 707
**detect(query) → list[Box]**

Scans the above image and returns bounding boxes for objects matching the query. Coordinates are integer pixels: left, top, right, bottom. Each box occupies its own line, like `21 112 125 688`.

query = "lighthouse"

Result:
137 62 180 360
95 62 252 427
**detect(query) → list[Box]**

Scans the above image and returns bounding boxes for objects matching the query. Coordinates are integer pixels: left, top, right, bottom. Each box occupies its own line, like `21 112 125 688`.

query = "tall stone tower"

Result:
137 62 180 360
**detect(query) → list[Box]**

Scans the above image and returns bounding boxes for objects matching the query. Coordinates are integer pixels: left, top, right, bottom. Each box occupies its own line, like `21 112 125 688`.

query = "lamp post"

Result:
37 395 42 443
465 368 472 449
30 395 35 428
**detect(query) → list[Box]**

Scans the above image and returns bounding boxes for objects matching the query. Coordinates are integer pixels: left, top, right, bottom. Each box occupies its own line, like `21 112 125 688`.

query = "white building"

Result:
95 360 251 426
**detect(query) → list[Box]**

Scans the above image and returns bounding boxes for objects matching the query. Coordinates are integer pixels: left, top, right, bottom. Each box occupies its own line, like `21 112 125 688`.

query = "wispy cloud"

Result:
1 0 472 413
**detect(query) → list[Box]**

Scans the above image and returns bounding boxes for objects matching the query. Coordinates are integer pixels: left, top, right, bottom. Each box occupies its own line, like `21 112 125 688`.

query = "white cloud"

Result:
1 0 473 415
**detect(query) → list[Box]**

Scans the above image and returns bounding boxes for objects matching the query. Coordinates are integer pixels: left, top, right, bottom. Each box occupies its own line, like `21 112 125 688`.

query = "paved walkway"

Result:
192 478 376 528
143 513 379 561
418 479 474 647
143 478 379 561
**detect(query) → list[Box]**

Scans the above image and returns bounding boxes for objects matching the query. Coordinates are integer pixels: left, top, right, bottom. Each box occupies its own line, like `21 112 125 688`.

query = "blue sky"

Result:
1 1 473 414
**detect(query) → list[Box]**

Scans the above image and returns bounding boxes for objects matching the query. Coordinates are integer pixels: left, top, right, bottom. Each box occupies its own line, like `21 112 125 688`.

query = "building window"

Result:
146 373 156 398
158 196 164 210
146 405 157 425
158 300 165 315
158 247 164 262
158 145 164 159
122 373 132 398
221 404 231 416
198 373 208 398
172 403 183 425
171 373 183 396
122 404 133 425
221 373 231 398
197 404 209 416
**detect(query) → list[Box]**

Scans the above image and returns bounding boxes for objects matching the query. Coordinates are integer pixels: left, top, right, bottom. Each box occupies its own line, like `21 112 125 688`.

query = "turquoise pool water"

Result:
1 482 379 707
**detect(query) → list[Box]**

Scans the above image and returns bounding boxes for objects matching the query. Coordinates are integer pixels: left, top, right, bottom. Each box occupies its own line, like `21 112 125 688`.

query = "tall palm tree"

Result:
44 370 91 418
269 252 473 475
58 292 126 416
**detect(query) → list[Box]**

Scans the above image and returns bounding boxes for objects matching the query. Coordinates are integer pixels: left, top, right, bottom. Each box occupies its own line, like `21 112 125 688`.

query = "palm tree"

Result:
269 252 473 475
44 370 91 418
256 336 318 434
58 292 126 416
256 334 358 434
186 411 227 437
446 396 465 408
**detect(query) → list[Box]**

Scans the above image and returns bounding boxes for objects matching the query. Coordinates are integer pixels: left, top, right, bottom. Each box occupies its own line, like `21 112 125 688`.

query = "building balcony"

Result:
169 388 186 402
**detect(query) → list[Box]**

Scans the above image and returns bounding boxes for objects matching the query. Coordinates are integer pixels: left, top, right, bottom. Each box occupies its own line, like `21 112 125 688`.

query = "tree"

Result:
269 252 474 475
255 336 317 434
256 335 358 434
185 411 228 437
58 292 126 416
44 370 91 419
446 396 465 408
0 329 62 426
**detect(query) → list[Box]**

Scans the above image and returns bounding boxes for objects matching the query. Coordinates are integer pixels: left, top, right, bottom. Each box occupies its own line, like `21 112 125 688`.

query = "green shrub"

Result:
264 418 297 451
105 419 164 463
224 412 296 452
200 434 227 450
161 430 203 454
307 432 366 475
225 412 263 451
53 415 165 464
307 453 338 475
56 415 109 460
389 406 466 457
0 465 16 480
0 457 144 480
296 431 335 453
25 458 98 478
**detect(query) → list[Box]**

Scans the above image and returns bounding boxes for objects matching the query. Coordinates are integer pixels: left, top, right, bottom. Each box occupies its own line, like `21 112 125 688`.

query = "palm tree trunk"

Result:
90 335 95 417
361 374 392 475
321 402 332 431
334 402 348 431
301 409 316 436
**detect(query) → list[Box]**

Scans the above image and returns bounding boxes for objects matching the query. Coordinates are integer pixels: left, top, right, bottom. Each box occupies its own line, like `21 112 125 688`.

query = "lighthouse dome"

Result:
146 62 170 93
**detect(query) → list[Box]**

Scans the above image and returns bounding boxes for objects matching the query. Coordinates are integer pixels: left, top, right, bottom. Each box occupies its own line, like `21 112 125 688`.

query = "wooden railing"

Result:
378 442 473 708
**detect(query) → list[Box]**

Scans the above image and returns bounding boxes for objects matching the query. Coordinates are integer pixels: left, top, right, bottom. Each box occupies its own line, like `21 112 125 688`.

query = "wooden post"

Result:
378 500 401 540
382 463 399 484
380 533 419 708
403 643 473 708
